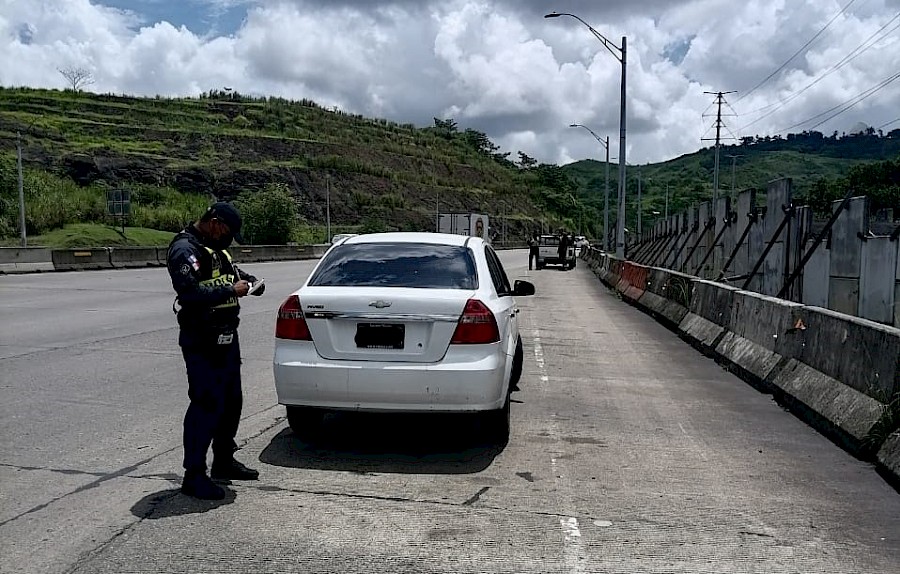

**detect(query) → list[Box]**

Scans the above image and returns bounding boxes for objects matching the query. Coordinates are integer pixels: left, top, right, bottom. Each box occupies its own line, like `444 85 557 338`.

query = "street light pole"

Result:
546 12 626 258
726 154 742 200
17 131 26 247
569 124 610 251
665 183 669 219
637 169 642 238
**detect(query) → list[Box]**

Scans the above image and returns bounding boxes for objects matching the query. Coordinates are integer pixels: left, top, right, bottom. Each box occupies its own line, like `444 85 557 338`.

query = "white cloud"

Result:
1 0 898 165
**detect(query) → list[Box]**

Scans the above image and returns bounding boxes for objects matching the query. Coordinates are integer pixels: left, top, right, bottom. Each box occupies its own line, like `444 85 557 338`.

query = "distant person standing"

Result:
528 232 539 270
557 231 569 263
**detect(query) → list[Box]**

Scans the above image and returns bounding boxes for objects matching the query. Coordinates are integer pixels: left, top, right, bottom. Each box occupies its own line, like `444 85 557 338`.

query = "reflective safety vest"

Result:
199 247 238 309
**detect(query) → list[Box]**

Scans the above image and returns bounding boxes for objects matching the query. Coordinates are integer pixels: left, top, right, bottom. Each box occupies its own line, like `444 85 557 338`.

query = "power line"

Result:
776 70 900 134
736 0 860 104
878 117 900 130
738 12 900 131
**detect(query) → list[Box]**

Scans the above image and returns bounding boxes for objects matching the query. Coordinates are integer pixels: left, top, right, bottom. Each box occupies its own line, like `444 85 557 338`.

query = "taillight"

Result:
451 299 500 344
275 295 312 340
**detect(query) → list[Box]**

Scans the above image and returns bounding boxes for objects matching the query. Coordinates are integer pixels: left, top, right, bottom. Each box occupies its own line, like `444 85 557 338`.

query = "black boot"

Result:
181 472 225 500
211 458 259 480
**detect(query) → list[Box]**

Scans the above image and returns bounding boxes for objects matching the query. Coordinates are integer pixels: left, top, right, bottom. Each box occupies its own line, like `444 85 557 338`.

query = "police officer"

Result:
528 232 539 270
166 201 264 500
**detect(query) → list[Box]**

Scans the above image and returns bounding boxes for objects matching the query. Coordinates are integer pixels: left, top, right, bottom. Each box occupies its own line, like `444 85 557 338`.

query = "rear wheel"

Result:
510 335 523 389
286 406 323 437
484 397 510 444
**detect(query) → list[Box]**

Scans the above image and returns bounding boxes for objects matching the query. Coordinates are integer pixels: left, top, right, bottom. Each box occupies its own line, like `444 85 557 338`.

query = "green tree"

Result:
235 183 296 244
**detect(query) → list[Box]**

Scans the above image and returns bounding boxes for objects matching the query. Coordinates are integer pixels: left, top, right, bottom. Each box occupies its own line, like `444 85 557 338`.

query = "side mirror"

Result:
512 280 535 296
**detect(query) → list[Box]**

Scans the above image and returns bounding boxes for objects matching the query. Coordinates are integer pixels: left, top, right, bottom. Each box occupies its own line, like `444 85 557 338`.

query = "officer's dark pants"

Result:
529 247 539 270
181 334 242 474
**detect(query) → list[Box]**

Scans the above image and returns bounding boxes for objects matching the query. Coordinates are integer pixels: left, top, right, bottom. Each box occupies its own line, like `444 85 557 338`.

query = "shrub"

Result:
235 182 297 244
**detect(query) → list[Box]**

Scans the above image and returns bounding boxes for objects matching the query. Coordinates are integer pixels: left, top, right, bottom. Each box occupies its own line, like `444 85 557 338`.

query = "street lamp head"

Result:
544 12 561 18
569 124 579 128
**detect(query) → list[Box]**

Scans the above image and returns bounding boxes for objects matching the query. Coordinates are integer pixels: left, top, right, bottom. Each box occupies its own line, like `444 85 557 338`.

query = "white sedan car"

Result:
273 232 534 441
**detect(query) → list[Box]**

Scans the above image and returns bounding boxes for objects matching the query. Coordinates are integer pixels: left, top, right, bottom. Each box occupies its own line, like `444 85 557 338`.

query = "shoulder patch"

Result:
180 263 191 275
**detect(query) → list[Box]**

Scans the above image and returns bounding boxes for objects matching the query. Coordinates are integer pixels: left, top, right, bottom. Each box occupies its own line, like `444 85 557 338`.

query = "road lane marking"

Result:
532 329 587 573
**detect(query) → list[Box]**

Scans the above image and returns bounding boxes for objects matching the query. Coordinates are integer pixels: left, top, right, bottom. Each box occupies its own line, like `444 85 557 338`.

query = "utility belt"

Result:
176 308 240 347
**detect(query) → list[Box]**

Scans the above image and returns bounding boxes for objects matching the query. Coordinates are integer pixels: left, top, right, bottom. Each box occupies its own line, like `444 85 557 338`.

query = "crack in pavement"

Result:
0 404 284 529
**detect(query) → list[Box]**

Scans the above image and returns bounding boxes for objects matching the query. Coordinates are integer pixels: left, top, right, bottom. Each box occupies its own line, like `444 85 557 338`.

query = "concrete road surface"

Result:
1 251 898 574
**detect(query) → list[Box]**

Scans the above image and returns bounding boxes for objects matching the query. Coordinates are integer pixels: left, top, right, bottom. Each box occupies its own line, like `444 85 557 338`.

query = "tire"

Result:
510 335 523 389
481 397 510 445
286 406 323 437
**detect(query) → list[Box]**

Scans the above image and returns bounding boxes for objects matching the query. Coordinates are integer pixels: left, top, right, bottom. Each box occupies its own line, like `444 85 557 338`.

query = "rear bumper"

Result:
273 341 509 413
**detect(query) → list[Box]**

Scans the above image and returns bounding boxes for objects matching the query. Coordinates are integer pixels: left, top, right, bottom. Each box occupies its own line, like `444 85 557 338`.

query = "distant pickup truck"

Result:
536 235 576 270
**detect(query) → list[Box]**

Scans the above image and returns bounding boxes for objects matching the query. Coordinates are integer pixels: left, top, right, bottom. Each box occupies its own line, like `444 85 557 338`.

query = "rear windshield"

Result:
540 236 559 246
309 243 478 289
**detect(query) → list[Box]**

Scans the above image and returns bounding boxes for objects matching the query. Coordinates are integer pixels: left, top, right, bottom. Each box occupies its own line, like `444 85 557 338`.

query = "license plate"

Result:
355 323 405 349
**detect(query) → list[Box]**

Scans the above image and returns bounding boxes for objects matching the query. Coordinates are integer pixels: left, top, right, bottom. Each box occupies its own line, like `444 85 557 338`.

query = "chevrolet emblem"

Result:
368 300 392 309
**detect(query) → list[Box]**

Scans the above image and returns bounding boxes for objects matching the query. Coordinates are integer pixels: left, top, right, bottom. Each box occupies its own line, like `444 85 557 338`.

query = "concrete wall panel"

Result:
896 243 900 327
802 239 830 308
731 189 757 277
761 178 792 296
859 236 898 324
715 197 733 280
829 277 861 316
828 196 868 315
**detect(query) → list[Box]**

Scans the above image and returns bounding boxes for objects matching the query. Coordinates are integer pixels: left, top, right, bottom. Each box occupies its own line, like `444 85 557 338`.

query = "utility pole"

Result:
702 91 736 205
325 176 331 243
636 170 642 238
664 183 669 220
17 132 26 247
726 154 743 199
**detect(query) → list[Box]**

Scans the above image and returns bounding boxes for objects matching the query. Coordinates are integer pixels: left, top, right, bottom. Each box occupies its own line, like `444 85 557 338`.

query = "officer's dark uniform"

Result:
166 223 259 480
528 234 539 270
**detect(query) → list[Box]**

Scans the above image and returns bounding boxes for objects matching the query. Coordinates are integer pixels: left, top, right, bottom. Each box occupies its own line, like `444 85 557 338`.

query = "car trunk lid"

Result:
302 287 473 362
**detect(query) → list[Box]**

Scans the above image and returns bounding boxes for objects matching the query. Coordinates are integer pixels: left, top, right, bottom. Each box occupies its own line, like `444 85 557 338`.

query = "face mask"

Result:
204 234 233 251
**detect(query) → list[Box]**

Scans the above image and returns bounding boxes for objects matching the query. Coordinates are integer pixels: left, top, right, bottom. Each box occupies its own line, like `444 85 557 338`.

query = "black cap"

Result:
206 202 244 243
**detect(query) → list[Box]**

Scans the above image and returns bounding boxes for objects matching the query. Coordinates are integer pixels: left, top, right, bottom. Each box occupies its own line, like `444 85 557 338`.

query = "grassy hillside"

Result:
1 86 896 246
564 136 900 232
0 87 561 242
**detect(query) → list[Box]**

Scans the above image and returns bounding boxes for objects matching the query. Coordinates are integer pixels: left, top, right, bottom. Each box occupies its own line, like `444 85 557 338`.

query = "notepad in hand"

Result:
247 278 265 295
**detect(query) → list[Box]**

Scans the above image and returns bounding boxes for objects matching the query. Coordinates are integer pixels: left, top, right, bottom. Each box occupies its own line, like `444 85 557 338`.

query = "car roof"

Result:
342 232 481 247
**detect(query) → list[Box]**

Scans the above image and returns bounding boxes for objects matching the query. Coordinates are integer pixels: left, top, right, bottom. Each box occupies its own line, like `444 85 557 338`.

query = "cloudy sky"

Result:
2 0 899 166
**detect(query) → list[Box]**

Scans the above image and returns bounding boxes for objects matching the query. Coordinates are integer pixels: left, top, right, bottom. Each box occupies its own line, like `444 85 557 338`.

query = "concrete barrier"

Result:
715 290 804 384
584 256 900 480
879 432 900 486
109 247 161 268
51 248 113 271
679 280 739 355
793 306 899 399
0 247 54 274
5 243 331 273
620 262 649 303
640 268 692 327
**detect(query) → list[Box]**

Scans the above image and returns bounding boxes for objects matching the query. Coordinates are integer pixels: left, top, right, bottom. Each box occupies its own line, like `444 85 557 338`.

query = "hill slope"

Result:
1 87 897 243
563 132 900 231
0 87 560 240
